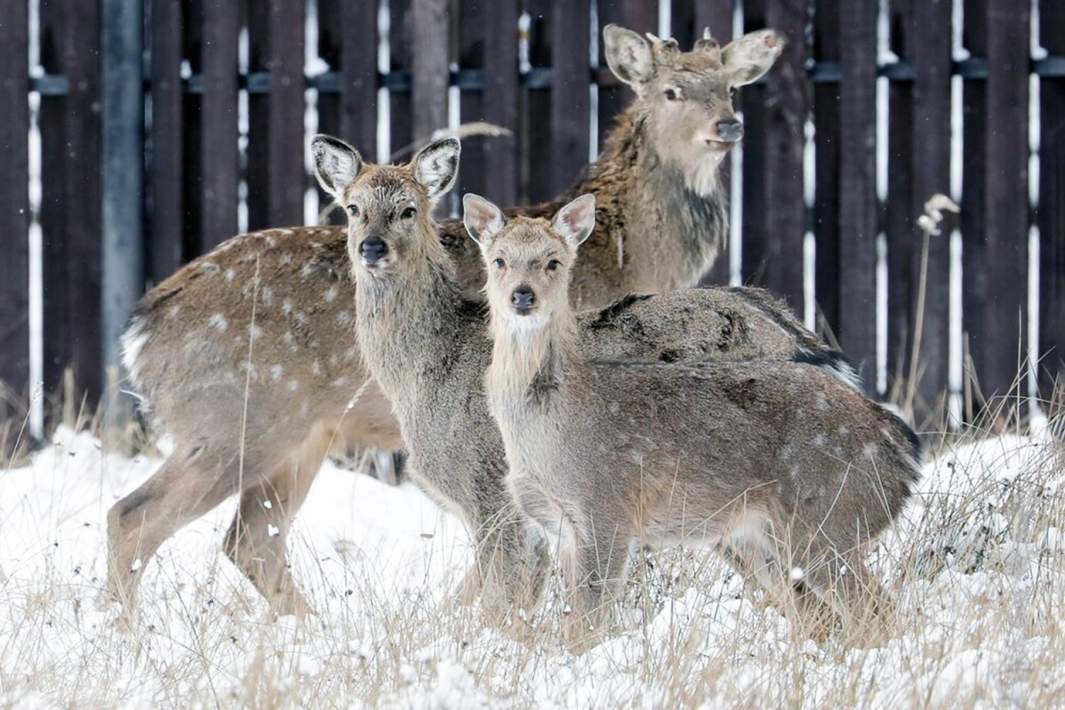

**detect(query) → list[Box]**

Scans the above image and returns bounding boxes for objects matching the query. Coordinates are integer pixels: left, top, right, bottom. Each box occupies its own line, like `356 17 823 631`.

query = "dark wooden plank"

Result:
389 0 412 159
812 0 841 336
596 0 655 152
960 0 987 413
338 0 378 157
885 0 915 395
835 0 878 388
523 0 553 203
148 0 184 282
40 0 104 404
967 0 1029 402
886 0 952 415
549 0 590 197
906 0 952 413
199 0 239 248
246 0 271 231
314 0 342 222
0 0 30 411
480 0 520 206
267 0 305 226
1038 0 1065 396
457 0 486 201
181 0 205 257
740 0 807 311
410 0 449 146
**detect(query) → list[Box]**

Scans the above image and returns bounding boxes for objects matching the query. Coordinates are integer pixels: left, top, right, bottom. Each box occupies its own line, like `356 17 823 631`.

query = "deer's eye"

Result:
493 257 506 269
546 259 562 272
664 87 682 101
401 206 417 220
347 204 360 217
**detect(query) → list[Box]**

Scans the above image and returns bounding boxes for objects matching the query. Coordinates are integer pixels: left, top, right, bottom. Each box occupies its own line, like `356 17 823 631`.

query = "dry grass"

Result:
0 377 1062 708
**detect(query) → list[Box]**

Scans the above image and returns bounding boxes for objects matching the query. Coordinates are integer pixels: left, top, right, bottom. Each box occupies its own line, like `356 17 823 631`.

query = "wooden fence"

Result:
0 0 1062 434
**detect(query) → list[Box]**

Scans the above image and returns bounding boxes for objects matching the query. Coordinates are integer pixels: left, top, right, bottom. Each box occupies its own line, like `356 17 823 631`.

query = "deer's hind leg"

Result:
107 443 239 613
719 511 840 640
222 423 335 617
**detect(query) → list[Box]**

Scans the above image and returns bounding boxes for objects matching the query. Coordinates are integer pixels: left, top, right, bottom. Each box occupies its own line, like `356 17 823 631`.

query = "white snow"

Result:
0 426 1062 707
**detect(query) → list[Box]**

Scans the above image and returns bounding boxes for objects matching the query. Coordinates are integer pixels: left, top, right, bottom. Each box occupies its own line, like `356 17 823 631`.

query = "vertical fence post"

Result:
481 0 520 206
836 0 878 388
813 0 841 337
549 0 590 197
741 0 808 310
199 0 239 250
149 0 185 282
0 0 30 430
40 0 104 411
411 0 449 145
101 0 145 428
968 0 1029 403
1039 0 1065 398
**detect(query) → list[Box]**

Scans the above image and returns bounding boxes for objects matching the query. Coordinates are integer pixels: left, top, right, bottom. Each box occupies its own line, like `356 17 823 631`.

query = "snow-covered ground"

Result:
0 425 1062 708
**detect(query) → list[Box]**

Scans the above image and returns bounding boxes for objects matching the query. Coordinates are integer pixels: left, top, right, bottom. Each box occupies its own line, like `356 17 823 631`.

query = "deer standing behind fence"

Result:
470 193 922 649
109 24 813 617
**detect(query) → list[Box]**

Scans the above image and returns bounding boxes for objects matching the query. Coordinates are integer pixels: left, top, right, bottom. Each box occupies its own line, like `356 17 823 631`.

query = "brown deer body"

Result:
298 142 858 619
110 26 808 615
474 195 921 648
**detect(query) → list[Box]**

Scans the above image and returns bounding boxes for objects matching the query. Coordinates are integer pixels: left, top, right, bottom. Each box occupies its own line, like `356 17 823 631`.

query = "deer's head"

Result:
465 193 595 330
312 135 460 278
604 24 783 193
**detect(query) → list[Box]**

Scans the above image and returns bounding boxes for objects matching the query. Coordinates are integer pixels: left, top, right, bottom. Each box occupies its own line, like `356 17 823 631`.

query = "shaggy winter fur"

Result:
110 25 799 615
477 196 922 649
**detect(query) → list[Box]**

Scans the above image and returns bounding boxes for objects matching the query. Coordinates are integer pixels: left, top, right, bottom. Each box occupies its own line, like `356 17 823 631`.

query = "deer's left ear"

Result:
412 137 461 201
722 29 784 86
552 194 596 249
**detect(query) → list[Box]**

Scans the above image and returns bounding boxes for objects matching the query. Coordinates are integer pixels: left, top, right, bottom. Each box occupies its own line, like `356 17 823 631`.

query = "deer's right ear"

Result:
462 193 505 248
312 135 363 198
603 24 656 89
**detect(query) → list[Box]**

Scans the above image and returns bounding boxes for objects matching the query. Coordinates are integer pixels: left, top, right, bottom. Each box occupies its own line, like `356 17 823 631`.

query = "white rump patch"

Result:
270 364 284 381
324 286 338 303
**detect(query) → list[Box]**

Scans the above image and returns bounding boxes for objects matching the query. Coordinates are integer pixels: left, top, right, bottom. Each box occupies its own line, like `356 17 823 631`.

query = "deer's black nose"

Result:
511 287 536 312
359 237 388 264
716 119 744 143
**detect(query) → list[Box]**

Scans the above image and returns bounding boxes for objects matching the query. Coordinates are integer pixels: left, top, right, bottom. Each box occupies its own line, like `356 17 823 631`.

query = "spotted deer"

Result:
110 24 807 616
472 194 921 649
299 141 861 620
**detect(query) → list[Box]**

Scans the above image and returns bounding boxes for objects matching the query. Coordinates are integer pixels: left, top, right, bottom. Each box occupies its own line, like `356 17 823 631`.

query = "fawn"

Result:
109 24 802 616
310 140 859 619
473 194 922 648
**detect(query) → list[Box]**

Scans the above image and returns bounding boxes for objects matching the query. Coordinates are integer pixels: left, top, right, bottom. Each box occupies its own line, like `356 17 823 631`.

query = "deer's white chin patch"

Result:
504 311 549 334
684 152 726 197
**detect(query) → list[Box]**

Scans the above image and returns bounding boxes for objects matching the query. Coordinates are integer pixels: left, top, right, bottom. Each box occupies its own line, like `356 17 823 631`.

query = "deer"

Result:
295 140 865 622
471 193 922 650
109 24 807 617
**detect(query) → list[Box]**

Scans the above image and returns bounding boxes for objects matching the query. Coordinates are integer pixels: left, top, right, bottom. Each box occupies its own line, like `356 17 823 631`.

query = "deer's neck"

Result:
487 309 580 424
574 107 729 289
355 240 469 396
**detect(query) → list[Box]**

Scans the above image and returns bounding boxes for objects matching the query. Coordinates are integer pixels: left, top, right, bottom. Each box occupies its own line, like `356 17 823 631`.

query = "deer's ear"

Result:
462 193 505 248
722 29 784 87
552 194 596 249
311 134 363 198
413 137 461 201
603 24 656 89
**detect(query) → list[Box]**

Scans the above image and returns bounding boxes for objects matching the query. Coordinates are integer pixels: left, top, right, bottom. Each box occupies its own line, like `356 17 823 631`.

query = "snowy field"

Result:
0 424 1063 708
